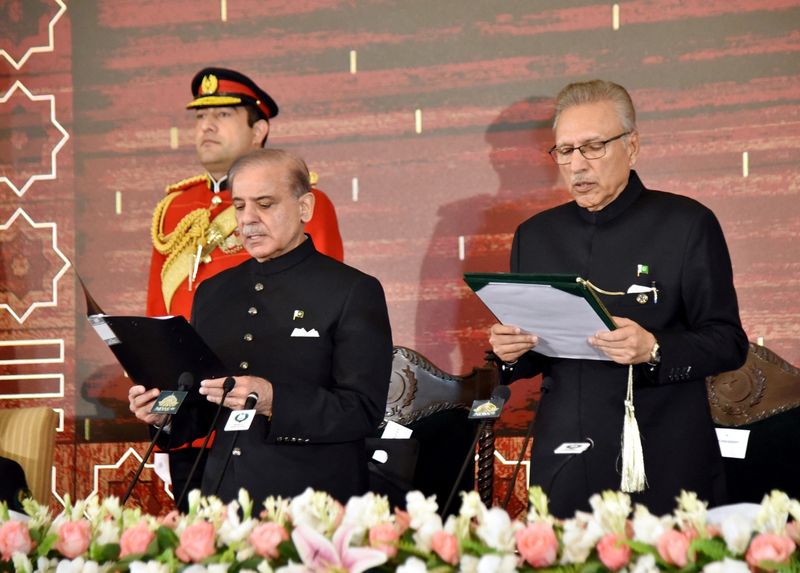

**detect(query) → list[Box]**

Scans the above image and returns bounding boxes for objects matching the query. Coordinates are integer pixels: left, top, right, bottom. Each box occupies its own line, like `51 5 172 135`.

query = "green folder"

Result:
464 272 616 360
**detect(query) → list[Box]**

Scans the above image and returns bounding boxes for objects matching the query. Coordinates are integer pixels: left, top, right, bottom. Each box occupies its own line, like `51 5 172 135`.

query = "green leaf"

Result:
35 532 57 557
89 542 120 563
459 538 494 557
689 537 729 562
154 524 179 552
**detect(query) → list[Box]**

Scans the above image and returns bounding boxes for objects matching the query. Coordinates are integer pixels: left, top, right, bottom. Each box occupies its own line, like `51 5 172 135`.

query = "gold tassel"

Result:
620 364 647 492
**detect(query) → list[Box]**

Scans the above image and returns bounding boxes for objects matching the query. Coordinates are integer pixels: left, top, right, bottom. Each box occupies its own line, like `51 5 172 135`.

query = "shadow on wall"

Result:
414 95 563 435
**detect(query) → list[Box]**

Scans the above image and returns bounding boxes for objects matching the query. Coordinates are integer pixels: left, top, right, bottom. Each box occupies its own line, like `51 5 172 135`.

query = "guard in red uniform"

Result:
145 68 344 507
146 67 343 320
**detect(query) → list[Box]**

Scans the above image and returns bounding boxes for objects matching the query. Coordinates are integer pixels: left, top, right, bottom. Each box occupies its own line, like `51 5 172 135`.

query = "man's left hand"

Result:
199 375 274 417
589 316 656 365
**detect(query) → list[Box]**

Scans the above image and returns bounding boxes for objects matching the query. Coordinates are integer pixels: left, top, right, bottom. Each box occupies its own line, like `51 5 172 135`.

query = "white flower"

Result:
674 490 708 533
288 488 342 536
590 490 632 535
458 555 478 573
527 486 555 525
54 558 108 573
341 492 392 542
33 556 59 573
632 504 673 545
93 518 120 546
458 491 486 521
755 490 793 534
217 501 256 547
129 562 171 573
397 556 429 573
411 512 443 552
475 507 517 552
560 511 604 564
720 512 754 554
475 553 517 573
11 554 32 573
628 553 659 573
405 491 439 530
261 496 291 526
702 557 750 573
256 563 274 573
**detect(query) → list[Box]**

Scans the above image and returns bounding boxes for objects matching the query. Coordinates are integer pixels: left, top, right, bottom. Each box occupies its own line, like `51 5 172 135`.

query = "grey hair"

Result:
553 80 637 132
228 148 310 198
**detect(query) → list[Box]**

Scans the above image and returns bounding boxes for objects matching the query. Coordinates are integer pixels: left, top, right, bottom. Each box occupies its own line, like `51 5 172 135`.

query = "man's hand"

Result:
589 316 656 365
489 323 538 363
128 385 168 427
199 375 274 417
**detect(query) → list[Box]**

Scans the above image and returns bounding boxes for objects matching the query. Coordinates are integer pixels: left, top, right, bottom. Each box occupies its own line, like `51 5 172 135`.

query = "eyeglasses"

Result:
548 131 631 165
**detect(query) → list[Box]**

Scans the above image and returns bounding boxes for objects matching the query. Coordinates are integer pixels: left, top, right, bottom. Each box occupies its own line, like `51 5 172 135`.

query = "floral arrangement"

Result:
0 486 798 573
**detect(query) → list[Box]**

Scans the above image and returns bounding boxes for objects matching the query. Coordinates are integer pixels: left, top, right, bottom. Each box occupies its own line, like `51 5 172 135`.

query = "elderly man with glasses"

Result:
489 80 748 517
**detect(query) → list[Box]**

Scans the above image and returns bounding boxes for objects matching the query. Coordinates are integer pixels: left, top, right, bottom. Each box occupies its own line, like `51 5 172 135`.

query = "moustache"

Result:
240 224 268 238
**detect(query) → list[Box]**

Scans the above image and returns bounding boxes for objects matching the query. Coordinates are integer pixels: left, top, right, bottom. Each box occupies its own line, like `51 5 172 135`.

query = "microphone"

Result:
175 376 235 510
545 437 595 503
210 391 259 496
122 372 194 505
441 385 511 517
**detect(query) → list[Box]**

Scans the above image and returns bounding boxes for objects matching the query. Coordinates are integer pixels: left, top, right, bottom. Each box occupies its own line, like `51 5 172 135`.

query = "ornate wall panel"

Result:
1 0 798 513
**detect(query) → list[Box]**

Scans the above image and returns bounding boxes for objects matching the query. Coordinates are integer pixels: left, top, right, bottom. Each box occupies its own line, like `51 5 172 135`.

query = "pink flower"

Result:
746 533 796 569
394 509 410 535
657 529 691 568
369 523 400 558
55 520 91 559
596 533 631 571
292 524 387 573
0 520 33 560
119 522 155 558
176 521 216 563
249 522 289 559
158 510 181 529
431 530 459 565
515 522 558 568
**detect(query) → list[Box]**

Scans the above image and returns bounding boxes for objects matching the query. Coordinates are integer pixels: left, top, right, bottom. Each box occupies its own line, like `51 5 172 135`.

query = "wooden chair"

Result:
368 346 498 511
706 342 800 501
0 407 58 504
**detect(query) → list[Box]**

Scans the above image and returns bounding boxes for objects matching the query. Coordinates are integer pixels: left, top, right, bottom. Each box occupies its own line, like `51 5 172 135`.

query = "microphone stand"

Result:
175 376 236 510
441 419 490 517
501 416 536 509
122 372 194 506
440 386 511 517
210 392 259 496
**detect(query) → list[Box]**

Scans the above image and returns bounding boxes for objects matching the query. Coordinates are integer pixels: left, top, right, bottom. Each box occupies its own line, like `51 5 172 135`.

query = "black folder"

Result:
80 276 227 391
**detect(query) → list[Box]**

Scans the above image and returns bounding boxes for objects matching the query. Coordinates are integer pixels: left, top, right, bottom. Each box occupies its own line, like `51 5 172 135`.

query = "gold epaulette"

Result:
164 173 210 195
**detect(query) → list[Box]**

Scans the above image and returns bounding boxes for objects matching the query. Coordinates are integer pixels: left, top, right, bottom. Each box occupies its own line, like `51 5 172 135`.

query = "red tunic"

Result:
146 174 343 319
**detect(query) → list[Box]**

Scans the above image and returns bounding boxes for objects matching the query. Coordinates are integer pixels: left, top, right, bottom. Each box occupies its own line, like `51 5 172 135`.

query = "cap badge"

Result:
200 74 219 95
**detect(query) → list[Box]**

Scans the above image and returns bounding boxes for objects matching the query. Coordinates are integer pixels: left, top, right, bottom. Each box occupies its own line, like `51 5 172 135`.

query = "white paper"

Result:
474 282 612 360
715 428 750 459
372 420 413 462
153 452 171 486
380 420 413 439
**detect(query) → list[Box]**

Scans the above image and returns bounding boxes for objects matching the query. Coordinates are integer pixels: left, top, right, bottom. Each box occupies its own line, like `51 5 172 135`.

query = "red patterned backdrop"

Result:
1 0 798 515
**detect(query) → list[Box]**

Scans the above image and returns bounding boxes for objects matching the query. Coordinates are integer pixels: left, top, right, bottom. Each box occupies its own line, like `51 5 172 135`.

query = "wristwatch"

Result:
648 341 661 365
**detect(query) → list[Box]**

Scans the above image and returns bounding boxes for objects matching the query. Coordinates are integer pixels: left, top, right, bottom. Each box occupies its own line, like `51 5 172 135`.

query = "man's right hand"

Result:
489 323 538 363
128 385 168 427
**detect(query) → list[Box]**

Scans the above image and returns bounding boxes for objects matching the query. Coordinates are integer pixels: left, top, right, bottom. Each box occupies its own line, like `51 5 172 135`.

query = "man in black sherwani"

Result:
489 80 748 517
130 149 392 504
